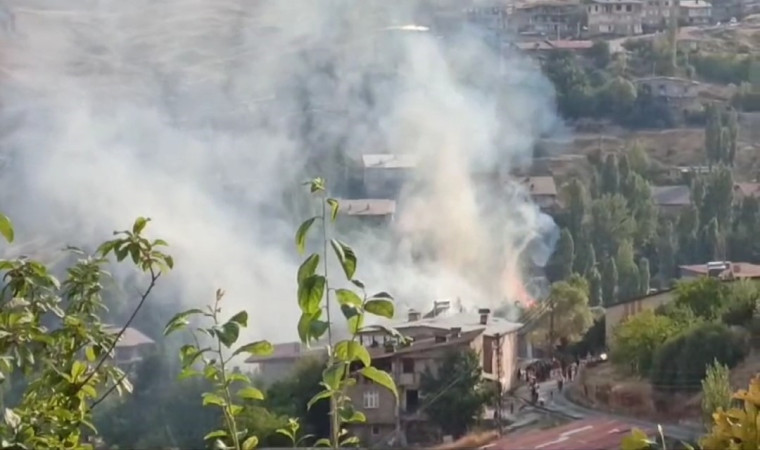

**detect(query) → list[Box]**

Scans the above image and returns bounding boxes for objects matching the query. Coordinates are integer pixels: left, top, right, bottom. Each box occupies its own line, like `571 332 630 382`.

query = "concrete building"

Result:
511 0 584 39
733 182 760 202
634 76 702 120
246 341 327 384
643 0 675 30
518 176 560 213
349 308 524 445
679 261 760 280
604 290 674 343
586 0 645 36
362 154 418 199
678 0 712 25
514 39 594 56
336 198 396 228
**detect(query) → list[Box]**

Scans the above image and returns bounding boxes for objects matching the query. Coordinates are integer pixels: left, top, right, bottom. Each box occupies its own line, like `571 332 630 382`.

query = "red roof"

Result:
488 418 649 450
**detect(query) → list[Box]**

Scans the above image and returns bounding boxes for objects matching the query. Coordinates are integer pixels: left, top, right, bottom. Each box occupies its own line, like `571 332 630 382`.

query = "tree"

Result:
701 375 760 449
266 357 330 440
674 276 729 321
419 350 488 439
0 216 174 449
610 310 681 376
544 50 593 118
574 240 596 276
701 359 732 427
638 257 651 295
699 166 734 231
589 40 611 69
549 228 575 281
564 178 589 240
658 221 677 285
530 280 593 351
627 141 650 177
675 206 698 265
616 240 640 302
627 174 658 245
602 256 619 306
587 266 603 307
699 217 723 262
705 104 723 165
600 153 620 195
591 194 636 257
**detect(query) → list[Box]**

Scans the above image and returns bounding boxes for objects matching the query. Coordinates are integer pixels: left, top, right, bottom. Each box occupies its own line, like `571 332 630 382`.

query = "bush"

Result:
721 280 760 327
650 322 748 393
611 310 683 377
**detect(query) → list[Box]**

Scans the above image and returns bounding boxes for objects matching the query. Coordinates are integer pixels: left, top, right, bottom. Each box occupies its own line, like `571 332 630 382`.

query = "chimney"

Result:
478 308 491 325
408 309 421 322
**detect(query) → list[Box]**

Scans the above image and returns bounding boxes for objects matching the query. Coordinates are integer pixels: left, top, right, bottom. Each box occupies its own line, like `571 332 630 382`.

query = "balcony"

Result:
397 372 419 387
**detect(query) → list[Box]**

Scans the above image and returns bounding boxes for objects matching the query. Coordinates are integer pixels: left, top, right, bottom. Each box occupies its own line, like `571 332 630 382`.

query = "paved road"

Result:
516 378 704 444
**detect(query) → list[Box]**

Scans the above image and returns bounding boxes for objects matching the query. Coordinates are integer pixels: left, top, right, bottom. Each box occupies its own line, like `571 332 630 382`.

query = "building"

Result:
733 182 760 202
514 39 594 55
465 4 511 34
246 341 327 384
511 1 584 39
518 176 560 213
586 0 645 36
362 154 418 199
105 326 156 374
336 198 396 227
604 290 675 343
678 0 712 25
679 261 760 280
349 307 524 445
651 184 691 215
634 76 702 120
643 0 675 31
488 418 652 449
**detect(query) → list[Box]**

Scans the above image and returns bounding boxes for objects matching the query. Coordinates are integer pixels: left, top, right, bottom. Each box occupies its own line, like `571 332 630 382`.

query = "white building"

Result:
678 0 712 25
586 0 645 36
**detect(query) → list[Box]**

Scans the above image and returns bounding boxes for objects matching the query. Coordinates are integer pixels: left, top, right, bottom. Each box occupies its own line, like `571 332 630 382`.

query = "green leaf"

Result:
314 438 332 447
365 299 395 319
297 275 325 314
0 214 13 243
340 436 361 446
311 319 329 340
132 217 150 234
307 389 332 410
295 217 318 254
330 239 357 280
297 311 319 343
341 305 363 334
620 428 651 450
163 309 204 336
232 340 274 358
70 361 87 381
242 436 259 450
228 310 248 328
335 289 362 308
203 430 228 441
217 321 241 348
297 253 320 284
326 198 340 222
85 346 97 363
238 386 265 401
179 345 209 367
178 368 201 380
309 177 325 193
228 372 251 384
202 392 226 407
352 279 365 289
360 366 398 401
322 363 344 391
334 340 371 367
165 255 174 269
344 411 366 424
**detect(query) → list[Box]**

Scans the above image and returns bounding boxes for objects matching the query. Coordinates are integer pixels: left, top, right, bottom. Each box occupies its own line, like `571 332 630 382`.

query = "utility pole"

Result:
495 333 503 436
548 296 556 360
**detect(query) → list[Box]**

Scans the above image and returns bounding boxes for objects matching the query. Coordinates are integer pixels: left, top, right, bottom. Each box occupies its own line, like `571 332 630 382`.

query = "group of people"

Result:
517 357 583 406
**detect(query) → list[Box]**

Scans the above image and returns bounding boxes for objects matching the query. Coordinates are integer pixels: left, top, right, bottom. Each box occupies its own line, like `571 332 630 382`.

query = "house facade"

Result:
651 184 691 216
634 76 702 120
511 1 583 38
586 0 645 36
348 308 524 445
604 290 674 343
336 198 396 228
105 326 156 376
362 154 418 199
643 0 674 30
679 261 760 280
678 0 712 25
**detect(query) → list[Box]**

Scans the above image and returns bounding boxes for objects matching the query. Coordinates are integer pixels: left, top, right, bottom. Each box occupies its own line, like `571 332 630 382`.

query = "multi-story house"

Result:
349 307 525 445
336 198 396 228
678 0 713 25
511 0 584 39
518 176 560 214
362 154 418 199
643 0 675 31
586 0 645 36
634 76 702 121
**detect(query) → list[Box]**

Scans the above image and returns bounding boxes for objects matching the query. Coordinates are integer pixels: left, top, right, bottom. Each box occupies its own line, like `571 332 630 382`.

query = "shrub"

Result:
650 322 748 393
721 280 760 327
611 310 682 377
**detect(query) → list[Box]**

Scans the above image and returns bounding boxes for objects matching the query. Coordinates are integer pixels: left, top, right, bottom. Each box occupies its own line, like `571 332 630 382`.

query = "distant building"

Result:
512 0 584 38
518 176 560 213
651 185 691 215
105 326 155 375
586 0 645 36
604 290 674 343
362 154 418 199
337 198 396 227
643 0 675 30
733 182 760 202
514 39 594 56
465 4 511 33
679 261 760 280
350 307 525 446
245 341 327 384
678 0 712 25
634 76 702 120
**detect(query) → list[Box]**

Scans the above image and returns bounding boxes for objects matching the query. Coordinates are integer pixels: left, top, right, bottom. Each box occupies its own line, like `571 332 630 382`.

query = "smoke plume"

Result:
0 0 560 341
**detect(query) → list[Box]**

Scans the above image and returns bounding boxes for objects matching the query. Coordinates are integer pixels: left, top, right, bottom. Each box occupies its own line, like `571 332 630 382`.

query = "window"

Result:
363 390 380 409
402 358 415 374
626 4 632 11
616 4 622 10
371 425 381 435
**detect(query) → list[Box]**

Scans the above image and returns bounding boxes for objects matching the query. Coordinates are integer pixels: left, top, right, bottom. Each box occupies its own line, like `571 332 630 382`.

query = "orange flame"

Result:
502 265 536 308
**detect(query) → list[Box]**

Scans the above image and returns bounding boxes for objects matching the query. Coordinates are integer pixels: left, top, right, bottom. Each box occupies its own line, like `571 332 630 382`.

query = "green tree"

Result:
638 257 651 296
701 376 760 449
544 50 593 118
419 349 488 439
587 266 603 307
675 206 698 265
530 280 593 351
658 221 677 286
574 239 596 276
0 216 174 449
589 40 611 68
626 141 650 176
564 178 589 240
701 359 732 427
602 256 619 306
705 104 724 165
549 228 575 281
591 194 636 257
600 153 620 195
266 357 330 440
616 240 640 302
674 277 729 321
699 217 723 262
699 166 734 231
627 174 658 245
610 310 681 376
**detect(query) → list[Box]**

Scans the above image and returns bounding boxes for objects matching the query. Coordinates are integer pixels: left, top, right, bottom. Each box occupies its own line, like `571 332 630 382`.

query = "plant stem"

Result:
214 299 241 450
322 195 339 448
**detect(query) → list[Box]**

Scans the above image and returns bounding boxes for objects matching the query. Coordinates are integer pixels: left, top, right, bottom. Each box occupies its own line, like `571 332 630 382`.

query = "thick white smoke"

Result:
0 0 560 341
